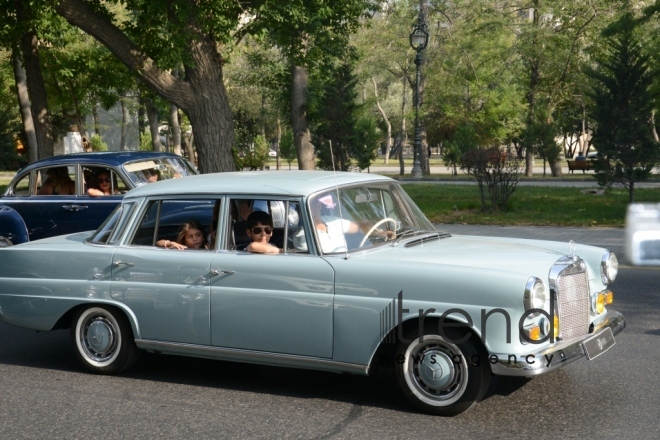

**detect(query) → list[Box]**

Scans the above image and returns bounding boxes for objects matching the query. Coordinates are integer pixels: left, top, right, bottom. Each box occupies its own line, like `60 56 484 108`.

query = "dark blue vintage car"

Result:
0 151 197 245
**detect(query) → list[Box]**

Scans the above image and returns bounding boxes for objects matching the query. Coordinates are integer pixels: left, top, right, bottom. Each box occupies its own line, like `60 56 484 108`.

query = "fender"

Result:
0 206 29 244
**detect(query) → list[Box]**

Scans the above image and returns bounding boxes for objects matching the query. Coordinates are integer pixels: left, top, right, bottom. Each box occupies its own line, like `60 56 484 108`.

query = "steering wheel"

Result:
359 218 397 248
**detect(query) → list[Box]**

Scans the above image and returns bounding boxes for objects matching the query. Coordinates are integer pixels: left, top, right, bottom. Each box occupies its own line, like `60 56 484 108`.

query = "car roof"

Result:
16 151 187 172
124 171 394 199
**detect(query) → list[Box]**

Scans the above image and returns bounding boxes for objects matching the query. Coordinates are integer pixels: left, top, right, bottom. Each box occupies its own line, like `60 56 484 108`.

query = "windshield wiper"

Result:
392 229 438 246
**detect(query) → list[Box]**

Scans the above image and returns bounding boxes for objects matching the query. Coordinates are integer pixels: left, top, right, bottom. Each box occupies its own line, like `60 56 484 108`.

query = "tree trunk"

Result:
17 0 54 159
92 104 101 135
372 78 391 164
276 117 281 170
419 0 430 176
138 95 146 139
524 5 539 178
183 132 196 166
120 97 128 150
145 98 162 151
550 160 563 177
399 75 407 176
291 64 315 169
168 68 182 155
56 0 235 173
170 106 182 155
12 45 38 164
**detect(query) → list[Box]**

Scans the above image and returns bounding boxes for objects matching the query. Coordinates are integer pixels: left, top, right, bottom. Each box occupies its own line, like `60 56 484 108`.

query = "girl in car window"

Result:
87 170 120 197
157 220 210 250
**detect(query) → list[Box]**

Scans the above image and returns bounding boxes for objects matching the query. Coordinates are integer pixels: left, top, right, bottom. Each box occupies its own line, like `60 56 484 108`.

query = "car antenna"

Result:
329 140 349 260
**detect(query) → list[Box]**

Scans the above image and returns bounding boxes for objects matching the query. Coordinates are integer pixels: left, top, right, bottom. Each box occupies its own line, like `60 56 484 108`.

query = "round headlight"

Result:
524 277 546 311
601 251 619 284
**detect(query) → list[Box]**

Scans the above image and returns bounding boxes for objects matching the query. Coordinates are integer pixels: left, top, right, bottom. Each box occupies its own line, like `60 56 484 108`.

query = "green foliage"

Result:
520 107 561 171
139 132 153 151
253 134 269 158
279 129 297 169
232 134 269 171
585 11 660 202
89 134 108 151
0 50 24 170
313 60 364 171
460 147 521 212
353 116 380 170
442 143 461 176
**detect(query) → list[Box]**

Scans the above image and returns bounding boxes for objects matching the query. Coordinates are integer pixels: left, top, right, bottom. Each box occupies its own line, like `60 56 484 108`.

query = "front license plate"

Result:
582 327 616 360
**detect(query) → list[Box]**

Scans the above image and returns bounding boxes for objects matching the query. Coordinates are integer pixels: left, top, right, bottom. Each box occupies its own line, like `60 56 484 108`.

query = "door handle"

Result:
211 269 235 276
113 261 135 267
62 204 88 212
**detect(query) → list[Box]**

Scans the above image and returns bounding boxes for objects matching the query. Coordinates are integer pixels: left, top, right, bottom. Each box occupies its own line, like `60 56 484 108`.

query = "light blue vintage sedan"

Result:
0 171 625 416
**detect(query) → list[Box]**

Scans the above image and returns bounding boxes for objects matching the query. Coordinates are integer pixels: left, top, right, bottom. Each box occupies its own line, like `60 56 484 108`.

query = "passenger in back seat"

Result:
157 220 210 250
244 211 283 254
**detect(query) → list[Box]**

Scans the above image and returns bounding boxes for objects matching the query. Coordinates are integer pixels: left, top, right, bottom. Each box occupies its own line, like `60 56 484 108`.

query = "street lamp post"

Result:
409 15 429 179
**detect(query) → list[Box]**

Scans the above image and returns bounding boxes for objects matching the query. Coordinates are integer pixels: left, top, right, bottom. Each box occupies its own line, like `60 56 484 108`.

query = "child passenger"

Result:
245 211 283 254
157 220 209 250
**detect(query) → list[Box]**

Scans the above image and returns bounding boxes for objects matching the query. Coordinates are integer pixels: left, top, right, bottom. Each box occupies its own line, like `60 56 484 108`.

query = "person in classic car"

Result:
244 211 282 254
293 192 396 253
37 166 75 195
87 170 120 197
157 220 210 250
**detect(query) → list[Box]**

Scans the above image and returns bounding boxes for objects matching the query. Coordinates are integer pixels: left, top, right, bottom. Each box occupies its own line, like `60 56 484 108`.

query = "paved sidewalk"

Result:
435 224 627 264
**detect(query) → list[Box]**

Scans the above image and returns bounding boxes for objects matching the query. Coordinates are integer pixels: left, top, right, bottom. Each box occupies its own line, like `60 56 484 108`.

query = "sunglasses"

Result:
251 227 273 235
99 177 111 183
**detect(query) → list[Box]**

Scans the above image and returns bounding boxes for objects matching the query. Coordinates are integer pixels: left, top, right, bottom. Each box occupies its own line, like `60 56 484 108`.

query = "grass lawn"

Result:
403 184 660 228
2 169 656 228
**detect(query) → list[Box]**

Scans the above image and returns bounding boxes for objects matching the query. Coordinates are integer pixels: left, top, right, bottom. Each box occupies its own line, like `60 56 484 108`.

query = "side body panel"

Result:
209 251 335 358
110 246 214 345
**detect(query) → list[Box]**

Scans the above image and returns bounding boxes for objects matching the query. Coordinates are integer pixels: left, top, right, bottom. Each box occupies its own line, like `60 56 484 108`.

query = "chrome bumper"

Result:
490 309 626 377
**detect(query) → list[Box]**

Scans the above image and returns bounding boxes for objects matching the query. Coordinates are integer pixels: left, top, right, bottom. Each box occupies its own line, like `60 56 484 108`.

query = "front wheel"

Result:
395 326 491 416
71 306 140 374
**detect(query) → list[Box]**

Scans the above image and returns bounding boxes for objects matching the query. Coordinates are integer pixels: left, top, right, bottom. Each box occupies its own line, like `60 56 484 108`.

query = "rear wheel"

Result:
71 306 140 374
394 325 491 416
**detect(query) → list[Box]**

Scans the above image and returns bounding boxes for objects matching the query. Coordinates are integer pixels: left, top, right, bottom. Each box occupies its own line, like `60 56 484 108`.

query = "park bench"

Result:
567 159 592 174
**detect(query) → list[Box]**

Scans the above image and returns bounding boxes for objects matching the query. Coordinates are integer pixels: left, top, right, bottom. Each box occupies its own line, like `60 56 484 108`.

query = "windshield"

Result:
123 157 197 186
303 183 435 254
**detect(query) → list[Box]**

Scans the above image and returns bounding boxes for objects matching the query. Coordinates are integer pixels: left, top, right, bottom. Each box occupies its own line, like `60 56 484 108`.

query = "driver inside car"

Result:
293 193 395 253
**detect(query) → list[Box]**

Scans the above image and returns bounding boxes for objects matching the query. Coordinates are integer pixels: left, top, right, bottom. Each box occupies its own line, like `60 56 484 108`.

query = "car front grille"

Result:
556 269 590 340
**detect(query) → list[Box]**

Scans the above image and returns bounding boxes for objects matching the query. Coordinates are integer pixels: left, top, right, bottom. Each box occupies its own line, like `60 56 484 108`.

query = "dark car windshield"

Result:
123 157 197 186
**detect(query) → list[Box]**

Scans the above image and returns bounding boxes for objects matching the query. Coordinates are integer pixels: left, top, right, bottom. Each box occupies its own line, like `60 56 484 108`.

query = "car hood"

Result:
353 234 573 278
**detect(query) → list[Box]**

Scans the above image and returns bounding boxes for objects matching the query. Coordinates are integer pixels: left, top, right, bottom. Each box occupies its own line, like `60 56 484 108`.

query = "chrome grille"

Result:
556 271 590 340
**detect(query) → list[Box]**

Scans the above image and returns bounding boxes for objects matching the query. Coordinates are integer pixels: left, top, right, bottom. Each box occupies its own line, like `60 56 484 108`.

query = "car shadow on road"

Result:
0 321 542 416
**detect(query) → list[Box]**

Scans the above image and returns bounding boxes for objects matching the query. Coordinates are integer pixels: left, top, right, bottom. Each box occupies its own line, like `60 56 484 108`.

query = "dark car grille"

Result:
556 270 590 340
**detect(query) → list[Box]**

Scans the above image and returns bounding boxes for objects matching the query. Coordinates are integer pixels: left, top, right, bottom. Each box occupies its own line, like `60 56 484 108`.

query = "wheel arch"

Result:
368 315 488 374
0 206 29 244
54 301 141 339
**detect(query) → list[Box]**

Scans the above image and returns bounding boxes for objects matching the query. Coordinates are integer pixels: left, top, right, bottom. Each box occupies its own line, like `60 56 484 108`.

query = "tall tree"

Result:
52 0 369 173
254 0 371 170
11 45 38 163
313 62 360 171
585 11 660 202
14 1 54 159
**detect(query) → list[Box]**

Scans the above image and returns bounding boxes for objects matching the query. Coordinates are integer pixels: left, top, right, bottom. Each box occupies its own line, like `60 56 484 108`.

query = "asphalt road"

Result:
1 269 658 439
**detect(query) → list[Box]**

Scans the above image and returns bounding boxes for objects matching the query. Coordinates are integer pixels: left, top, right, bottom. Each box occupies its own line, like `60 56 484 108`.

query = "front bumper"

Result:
490 309 626 377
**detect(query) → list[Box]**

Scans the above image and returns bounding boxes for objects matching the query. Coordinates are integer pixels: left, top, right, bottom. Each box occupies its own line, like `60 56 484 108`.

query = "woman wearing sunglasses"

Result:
87 170 120 196
245 211 283 254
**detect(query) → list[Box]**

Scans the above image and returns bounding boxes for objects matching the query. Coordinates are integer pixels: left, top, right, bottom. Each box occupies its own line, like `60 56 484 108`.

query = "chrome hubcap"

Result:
404 336 469 406
81 316 118 362
417 349 455 390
